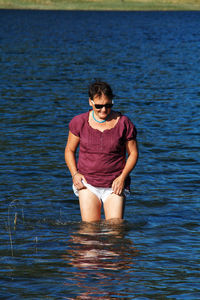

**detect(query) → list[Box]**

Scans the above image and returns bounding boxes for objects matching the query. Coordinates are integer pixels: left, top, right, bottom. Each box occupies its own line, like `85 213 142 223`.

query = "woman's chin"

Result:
99 114 108 120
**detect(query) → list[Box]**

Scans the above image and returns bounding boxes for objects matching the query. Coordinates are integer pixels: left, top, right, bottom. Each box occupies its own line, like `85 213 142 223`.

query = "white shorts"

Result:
73 181 129 204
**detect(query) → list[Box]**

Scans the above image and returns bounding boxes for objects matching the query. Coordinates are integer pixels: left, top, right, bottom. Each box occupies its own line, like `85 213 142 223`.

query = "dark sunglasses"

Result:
91 100 113 109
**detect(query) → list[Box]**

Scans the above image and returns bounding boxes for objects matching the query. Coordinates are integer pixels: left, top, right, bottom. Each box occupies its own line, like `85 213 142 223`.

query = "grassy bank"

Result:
0 0 200 10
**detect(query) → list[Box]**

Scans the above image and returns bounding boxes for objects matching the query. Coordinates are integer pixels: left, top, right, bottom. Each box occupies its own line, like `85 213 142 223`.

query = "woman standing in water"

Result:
65 80 138 222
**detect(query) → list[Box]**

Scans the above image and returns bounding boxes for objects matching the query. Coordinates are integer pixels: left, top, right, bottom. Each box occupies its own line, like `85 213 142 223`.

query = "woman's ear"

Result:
89 98 93 106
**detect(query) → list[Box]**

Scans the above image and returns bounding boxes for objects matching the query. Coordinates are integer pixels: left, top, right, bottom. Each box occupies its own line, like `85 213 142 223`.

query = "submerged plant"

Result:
7 200 21 257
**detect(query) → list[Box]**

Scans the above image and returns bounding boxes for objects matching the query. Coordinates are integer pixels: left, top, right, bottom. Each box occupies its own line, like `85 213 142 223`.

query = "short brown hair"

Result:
88 80 114 100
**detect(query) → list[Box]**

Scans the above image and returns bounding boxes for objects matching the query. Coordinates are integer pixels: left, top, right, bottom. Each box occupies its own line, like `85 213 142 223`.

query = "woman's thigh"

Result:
103 193 125 220
78 188 102 222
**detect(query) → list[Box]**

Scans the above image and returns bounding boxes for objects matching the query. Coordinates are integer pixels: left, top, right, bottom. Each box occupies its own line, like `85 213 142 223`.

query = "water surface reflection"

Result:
63 221 139 298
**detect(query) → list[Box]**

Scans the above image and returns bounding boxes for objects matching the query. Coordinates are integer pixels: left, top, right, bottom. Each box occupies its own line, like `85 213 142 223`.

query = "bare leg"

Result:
79 188 101 222
103 193 125 221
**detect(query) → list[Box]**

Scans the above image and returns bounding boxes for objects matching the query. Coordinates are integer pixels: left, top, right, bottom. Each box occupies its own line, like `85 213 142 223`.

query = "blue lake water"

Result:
0 9 200 299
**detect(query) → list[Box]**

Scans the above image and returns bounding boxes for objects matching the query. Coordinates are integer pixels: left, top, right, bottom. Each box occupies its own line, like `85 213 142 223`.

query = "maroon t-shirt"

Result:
69 111 137 189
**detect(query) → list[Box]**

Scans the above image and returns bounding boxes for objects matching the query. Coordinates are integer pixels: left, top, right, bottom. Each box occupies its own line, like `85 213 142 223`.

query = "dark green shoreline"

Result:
0 1 200 11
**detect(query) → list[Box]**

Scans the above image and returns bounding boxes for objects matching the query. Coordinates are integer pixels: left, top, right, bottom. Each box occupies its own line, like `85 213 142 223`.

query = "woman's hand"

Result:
73 172 87 191
112 175 125 195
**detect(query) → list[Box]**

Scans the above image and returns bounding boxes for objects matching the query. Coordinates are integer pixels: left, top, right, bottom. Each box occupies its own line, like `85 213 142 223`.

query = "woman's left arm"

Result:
112 139 139 195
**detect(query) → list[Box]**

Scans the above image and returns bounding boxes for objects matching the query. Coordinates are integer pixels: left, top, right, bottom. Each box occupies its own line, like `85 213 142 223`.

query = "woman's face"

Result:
90 93 113 120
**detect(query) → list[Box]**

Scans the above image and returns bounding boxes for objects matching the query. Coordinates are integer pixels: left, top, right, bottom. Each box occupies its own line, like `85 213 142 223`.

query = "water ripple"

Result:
1 10 200 299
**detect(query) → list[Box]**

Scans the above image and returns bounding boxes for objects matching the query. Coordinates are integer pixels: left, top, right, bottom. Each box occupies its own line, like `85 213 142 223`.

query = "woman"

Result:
65 80 138 222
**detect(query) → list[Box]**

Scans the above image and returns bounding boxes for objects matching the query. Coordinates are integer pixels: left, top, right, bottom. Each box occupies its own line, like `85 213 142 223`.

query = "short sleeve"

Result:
124 117 137 141
69 114 85 137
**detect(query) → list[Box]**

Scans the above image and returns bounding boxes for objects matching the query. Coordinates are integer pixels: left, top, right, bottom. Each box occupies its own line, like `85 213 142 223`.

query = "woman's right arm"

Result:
65 131 87 190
